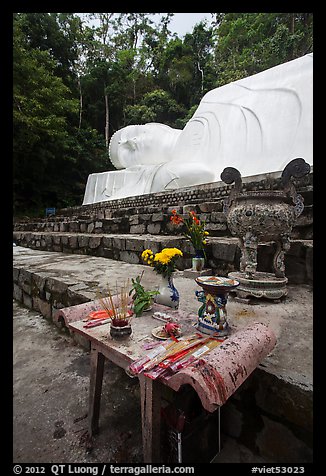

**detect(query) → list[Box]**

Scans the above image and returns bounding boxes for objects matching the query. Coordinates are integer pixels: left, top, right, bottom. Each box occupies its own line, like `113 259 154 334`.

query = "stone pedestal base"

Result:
183 268 213 279
228 271 288 303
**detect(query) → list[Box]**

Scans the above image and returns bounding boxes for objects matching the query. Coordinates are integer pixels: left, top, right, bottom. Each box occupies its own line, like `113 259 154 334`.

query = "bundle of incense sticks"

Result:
128 342 170 375
143 338 223 380
141 335 209 373
96 280 132 324
128 334 209 376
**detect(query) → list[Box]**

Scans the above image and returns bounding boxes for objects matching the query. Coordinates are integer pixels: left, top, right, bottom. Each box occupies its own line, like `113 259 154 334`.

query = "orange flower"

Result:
170 209 207 254
170 211 183 225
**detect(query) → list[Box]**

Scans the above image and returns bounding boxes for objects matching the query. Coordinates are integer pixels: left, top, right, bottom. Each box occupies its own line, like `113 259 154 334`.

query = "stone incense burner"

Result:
221 158 311 301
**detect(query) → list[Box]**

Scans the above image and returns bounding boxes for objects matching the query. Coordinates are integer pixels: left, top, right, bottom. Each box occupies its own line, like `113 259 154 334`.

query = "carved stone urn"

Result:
221 158 311 301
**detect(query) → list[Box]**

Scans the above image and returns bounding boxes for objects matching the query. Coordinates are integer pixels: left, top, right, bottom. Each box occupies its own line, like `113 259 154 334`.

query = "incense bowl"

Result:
195 276 239 336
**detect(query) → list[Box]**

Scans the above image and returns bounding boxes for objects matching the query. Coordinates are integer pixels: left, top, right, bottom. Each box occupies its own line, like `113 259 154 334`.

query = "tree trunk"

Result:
78 76 83 130
105 91 109 149
197 61 204 96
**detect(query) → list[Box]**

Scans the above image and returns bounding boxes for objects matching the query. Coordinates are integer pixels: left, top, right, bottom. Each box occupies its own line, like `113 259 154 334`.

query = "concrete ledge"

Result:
13 232 313 284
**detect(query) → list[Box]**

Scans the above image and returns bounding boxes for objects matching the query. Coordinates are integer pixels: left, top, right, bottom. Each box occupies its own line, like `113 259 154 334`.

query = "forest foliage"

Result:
13 12 313 216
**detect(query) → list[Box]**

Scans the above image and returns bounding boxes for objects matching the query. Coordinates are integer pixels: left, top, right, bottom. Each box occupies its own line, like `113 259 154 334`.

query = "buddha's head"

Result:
109 123 181 169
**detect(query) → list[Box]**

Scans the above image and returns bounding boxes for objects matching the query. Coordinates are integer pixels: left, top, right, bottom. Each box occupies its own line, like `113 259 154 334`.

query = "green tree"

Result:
124 89 186 127
214 13 313 86
13 14 108 215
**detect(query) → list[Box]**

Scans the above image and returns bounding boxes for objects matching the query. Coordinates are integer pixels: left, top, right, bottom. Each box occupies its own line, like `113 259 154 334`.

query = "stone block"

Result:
45 277 68 295
147 223 161 234
31 273 46 296
68 235 78 249
205 222 227 232
113 237 126 250
211 239 239 262
130 224 146 234
210 212 227 223
102 236 113 248
13 283 23 301
254 369 312 433
102 248 114 259
129 215 139 226
119 250 140 264
87 223 95 233
69 221 79 232
32 297 52 319
198 201 223 212
163 237 185 249
126 238 144 252
18 269 32 294
13 268 20 282
45 235 53 246
59 235 67 246
255 415 312 463
53 235 61 245
78 235 90 248
22 292 33 309
144 240 160 254
183 204 201 214
152 212 164 222
89 236 102 249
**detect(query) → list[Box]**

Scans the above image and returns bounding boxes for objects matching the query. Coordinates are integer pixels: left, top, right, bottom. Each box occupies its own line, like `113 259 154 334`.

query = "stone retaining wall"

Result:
14 199 312 240
58 170 313 218
13 268 89 323
14 170 313 240
13 231 313 285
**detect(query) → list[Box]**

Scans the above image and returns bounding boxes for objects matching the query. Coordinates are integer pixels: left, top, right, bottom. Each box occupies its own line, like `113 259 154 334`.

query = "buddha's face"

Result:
109 123 181 169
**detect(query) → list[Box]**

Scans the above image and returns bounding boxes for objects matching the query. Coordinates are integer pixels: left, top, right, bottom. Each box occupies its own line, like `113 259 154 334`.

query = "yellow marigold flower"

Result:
141 249 153 260
204 231 209 235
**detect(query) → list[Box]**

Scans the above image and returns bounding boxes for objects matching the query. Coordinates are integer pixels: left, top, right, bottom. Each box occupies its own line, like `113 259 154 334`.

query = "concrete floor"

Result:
13 300 144 463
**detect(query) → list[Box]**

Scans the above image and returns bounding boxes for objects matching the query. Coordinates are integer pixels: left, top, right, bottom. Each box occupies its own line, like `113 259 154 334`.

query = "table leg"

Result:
139 374 162 463
88 347 105 436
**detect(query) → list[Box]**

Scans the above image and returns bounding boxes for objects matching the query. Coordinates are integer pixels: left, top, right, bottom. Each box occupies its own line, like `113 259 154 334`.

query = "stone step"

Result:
56 169 313 219
13 200 312 240
13 231 313 284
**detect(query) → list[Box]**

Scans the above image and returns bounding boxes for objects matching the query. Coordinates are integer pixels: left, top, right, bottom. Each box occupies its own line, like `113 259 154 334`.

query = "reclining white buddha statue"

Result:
82 53 313 205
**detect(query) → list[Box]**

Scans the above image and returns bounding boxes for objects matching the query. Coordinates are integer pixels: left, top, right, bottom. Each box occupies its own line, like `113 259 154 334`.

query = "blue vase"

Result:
154 274 179 309
192 249 205 272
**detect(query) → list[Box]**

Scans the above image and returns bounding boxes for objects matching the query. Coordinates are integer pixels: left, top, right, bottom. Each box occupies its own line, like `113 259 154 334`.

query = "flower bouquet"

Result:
141 247 183 278
170 209 209 271
141 247 183 308
170 209 209 254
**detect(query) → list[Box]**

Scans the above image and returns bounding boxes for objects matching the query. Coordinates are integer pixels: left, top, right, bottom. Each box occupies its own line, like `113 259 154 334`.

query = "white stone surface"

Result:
83 54 313 204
